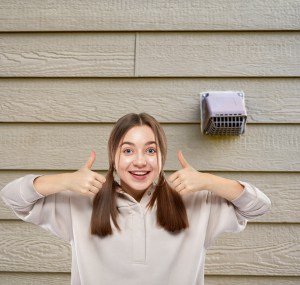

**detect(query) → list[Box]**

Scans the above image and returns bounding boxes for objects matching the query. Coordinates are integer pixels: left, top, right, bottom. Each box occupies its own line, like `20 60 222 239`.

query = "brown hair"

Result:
91 113 189 237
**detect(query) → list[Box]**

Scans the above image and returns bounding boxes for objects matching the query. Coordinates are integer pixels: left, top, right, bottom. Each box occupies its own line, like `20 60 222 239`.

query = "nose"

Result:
133 152 147 167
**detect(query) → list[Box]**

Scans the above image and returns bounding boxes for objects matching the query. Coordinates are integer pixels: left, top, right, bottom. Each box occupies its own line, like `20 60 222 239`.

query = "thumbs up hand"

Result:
68 151 106 197
168 150 207 195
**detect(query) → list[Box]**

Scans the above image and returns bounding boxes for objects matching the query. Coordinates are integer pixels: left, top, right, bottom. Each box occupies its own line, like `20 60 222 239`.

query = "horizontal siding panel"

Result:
0 221 298 275
205 276 300 285
0 221 71 273
207 223 300 276
137 32 300 77
0 274 299 285
0 33 135 77
0 273 70 285
1 0 300 31
0 124 299 171
1 78 300 123
1 171 298 223
1 33 300 77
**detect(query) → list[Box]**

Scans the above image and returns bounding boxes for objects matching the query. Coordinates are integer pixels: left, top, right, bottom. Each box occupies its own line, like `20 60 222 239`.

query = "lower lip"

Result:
130 172 150 181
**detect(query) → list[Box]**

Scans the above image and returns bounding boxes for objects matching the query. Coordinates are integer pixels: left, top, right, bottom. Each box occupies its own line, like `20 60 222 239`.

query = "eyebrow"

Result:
120 141 157 147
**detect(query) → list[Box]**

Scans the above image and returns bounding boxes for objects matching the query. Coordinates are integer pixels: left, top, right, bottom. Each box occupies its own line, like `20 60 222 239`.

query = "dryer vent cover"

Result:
200 91 247 136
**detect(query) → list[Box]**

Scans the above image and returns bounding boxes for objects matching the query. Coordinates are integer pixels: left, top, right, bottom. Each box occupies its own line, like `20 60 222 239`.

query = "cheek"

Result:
148 156 160 170
116 155 133 170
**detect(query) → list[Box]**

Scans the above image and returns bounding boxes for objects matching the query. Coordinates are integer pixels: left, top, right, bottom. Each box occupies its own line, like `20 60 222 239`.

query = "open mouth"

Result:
129 171 150 176
129 171 151 179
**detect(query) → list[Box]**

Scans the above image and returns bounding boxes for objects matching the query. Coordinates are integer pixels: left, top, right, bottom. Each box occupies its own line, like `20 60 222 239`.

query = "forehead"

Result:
121 125 156 144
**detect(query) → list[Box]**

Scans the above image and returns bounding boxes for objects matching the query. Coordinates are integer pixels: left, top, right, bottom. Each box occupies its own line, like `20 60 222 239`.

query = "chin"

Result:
121 178 154 192
130 182 153 191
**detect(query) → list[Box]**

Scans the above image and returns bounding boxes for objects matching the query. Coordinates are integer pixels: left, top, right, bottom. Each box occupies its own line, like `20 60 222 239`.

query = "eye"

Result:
123 148 133 155
146 147 157 155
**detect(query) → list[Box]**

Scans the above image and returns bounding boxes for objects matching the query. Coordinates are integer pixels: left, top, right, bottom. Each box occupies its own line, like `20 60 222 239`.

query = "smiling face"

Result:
114 125 162 201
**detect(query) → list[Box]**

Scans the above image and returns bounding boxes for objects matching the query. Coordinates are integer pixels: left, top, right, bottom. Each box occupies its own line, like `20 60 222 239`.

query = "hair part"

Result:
91 113 189 237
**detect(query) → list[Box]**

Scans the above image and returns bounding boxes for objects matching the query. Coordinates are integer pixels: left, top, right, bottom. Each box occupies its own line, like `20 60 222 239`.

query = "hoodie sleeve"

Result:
0 174 73 242
204 181 271 248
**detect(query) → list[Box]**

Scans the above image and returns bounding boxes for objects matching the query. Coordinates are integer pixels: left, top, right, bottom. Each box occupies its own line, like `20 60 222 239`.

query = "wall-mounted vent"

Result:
200 91 247 136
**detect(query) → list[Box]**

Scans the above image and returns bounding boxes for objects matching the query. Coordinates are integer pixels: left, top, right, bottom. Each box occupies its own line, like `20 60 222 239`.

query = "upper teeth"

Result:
131 171 147 175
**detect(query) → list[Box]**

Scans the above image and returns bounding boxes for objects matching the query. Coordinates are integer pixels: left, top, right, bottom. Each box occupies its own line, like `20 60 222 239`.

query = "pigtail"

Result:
148 172 189 232
91 167 120 237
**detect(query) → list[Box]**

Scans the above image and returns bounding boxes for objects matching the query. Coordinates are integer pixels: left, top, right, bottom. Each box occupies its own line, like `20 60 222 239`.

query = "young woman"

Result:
1 113 271 285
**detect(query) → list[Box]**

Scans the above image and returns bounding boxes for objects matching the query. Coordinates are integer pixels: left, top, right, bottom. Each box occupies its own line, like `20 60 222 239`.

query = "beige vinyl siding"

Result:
0 33 135 77
135 32 300 77
0 78 299 123
1 0 300 31
0 1 299 284
1 32 299 77
0 124 299 171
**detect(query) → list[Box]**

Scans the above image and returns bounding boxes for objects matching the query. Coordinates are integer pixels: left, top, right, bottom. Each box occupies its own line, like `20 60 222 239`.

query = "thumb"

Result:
85 150 96 169
178 150 190 168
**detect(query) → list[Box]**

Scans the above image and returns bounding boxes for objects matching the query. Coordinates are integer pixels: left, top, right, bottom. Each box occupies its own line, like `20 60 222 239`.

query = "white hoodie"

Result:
1 175 271 285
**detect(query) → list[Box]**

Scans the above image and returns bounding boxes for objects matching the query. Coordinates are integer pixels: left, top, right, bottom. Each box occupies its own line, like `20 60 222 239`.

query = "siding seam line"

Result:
134 32 139 77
